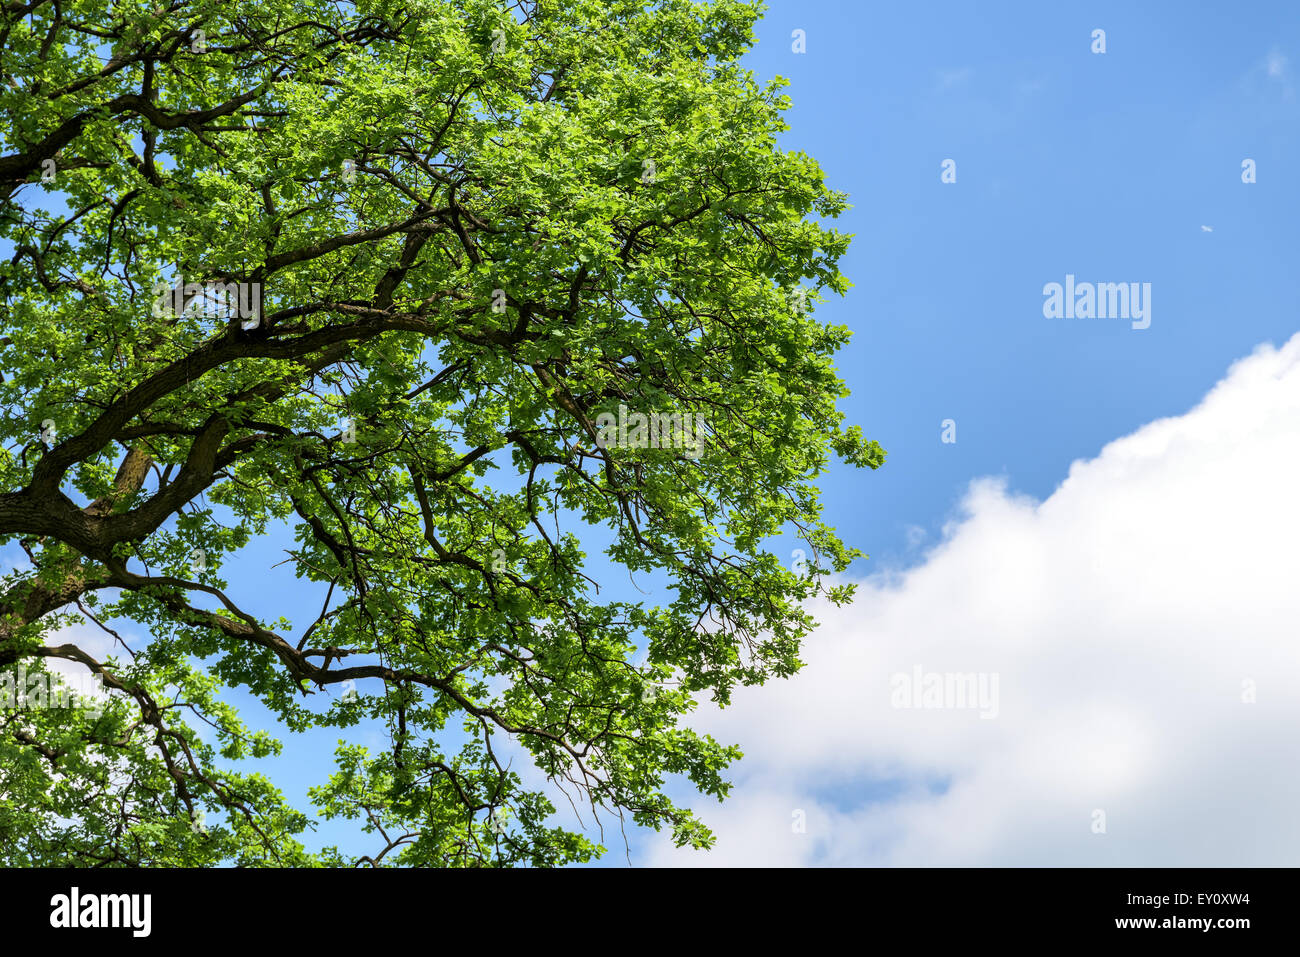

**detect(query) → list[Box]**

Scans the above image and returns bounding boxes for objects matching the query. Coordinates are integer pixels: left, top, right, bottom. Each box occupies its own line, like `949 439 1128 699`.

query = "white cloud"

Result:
646 333 1300 866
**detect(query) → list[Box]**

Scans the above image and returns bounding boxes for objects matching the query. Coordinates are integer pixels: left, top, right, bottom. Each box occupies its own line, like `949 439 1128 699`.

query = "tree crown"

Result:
0 0 883 865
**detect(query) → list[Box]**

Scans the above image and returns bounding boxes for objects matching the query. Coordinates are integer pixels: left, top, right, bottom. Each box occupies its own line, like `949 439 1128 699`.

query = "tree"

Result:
0 0 884 866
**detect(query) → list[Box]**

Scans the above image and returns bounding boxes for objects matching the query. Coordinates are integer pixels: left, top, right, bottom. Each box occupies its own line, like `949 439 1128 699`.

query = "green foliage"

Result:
0 0 883 865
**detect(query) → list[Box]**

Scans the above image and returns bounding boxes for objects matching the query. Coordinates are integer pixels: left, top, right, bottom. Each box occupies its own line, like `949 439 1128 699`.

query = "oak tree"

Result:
0 0 883 865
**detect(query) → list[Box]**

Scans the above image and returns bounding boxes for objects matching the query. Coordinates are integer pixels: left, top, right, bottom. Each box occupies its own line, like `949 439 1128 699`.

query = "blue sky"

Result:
764 0 1298 571
7 0 1299 865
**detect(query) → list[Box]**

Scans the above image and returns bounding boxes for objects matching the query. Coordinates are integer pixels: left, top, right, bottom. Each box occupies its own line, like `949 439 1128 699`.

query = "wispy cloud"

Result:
935 67 973 91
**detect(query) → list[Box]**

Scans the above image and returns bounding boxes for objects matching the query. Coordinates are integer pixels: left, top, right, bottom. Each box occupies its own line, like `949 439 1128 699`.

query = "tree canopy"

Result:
0 0 883 866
